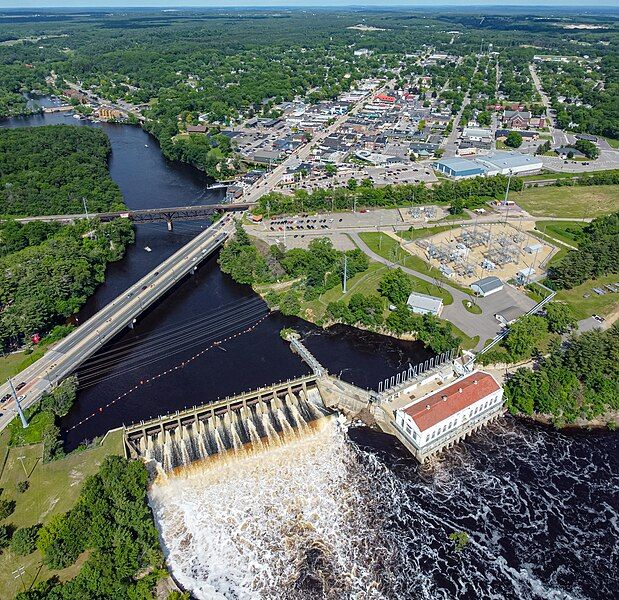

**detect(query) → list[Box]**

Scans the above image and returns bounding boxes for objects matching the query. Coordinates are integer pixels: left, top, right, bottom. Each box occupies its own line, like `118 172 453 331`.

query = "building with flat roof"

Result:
470 276 504 297
406 291 443 316
432 157 486 179
394 371 504 463
474 151 543 176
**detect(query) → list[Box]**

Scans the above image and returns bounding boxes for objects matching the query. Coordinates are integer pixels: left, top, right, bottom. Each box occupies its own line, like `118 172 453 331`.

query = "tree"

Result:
347 178 358 191
449 198 465 215
574 139 599 160
504 315 548 360
378 269 412 305
505 131 523 148
0 498 16 520
278 289 301 316
544 302 576 333
41 376 77 418
477 111 491 126
17 480 29 493
11 524 41 556
0 524 12 551
324 164 337 176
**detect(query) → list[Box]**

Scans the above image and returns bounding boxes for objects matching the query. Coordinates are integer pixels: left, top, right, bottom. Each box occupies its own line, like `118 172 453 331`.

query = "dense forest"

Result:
0 218 134 350
0 126 125 216
505 326 619 425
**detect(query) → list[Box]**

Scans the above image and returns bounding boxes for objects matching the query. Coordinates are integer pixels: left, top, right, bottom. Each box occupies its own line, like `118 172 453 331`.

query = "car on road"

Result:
15 382 26 391
1 394 10 403
592 314 605 323
17 394 25 402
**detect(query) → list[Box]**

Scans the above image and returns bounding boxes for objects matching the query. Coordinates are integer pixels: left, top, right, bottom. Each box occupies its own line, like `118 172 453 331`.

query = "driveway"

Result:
349 232 537 350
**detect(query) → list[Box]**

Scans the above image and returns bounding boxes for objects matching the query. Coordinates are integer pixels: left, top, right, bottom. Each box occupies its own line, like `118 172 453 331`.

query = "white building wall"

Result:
395 387 504 451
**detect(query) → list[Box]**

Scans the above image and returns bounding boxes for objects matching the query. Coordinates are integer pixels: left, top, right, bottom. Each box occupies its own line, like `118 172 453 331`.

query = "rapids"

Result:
148 417 618 600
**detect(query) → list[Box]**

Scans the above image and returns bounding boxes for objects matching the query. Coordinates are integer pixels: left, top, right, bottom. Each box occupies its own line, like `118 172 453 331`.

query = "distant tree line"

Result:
0 125 125 216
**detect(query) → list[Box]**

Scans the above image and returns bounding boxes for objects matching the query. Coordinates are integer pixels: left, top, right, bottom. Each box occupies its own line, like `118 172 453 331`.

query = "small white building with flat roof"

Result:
406 291 443 316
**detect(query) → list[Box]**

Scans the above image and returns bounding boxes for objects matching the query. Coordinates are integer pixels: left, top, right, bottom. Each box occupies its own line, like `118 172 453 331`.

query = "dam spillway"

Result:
123 375 327 470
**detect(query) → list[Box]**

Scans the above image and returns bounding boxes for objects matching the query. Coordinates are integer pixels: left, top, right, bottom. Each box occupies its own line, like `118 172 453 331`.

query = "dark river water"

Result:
3 108 617 599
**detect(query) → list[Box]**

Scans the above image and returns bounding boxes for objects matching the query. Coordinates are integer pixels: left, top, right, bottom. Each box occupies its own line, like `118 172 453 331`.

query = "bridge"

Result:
11 202 252 230
0 215 236 434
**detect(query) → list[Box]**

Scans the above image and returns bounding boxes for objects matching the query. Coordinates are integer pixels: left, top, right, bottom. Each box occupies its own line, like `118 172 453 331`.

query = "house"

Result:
556 146 586 159
375 93 396 104
394 371 504 463
529 116 546 129
503 110 531 129
470 276 503 297
406 292 443 316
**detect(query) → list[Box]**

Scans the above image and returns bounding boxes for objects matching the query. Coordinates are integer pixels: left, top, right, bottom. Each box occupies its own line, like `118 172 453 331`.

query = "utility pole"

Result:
283 223 287 249
17 455 27 477
82 197 90 221
8 378 28 429
342 254 348 294
503 169 513 224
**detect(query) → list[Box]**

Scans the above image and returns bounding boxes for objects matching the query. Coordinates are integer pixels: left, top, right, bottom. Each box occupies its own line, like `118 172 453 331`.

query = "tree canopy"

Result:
0 126 125 216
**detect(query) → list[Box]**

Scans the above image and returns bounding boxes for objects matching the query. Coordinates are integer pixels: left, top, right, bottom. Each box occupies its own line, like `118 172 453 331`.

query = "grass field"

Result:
513 185 619 218
358 232 470 293
397 224 457 242
301 259 454 321
535 220 587 247
0 429 124 598
554 273 619 320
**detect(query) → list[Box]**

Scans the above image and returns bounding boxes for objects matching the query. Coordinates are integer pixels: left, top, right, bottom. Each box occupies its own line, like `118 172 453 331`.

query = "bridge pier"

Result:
166 217 174 232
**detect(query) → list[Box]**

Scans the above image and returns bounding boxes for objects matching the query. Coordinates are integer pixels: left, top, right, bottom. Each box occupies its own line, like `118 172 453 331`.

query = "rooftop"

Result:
471 276 503 293
475 151 542 171
402 371 501 432
433 157 487 173
406 291 443 312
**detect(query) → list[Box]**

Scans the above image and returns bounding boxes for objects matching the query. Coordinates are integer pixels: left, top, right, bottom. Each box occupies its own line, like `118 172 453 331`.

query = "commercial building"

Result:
432 157 486 179
394 371 504 463
406 292 444 316
470 276 504 297
474 151 543 176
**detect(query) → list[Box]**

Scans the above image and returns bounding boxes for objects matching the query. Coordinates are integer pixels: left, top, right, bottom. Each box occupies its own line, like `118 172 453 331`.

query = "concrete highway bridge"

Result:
12 202 252 230
0 216 237 434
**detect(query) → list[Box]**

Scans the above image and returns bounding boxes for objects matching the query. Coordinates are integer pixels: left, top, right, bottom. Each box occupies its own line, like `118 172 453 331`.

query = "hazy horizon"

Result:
2 1 619 10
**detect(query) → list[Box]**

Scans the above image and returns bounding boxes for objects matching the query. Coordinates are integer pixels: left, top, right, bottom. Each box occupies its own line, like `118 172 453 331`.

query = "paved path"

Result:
348 232 536 349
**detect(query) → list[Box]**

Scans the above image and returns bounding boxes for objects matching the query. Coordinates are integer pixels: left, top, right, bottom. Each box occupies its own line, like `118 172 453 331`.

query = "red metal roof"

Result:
403 372 500 432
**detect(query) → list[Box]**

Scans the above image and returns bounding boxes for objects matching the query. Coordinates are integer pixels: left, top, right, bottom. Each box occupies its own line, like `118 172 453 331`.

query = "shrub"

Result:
0 498 16 520
11 524 41 556
17 480 29 494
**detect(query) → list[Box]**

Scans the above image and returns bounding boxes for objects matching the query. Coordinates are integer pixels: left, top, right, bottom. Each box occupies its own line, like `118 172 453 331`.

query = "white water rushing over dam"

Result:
148 419 618 600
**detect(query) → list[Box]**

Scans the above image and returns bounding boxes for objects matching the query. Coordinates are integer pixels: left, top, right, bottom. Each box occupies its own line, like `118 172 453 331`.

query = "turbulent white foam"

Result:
149 417 395 599
149 417 618 600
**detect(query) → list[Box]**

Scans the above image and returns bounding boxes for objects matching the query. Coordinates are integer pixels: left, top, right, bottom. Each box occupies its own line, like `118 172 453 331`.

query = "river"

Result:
2 109 617 599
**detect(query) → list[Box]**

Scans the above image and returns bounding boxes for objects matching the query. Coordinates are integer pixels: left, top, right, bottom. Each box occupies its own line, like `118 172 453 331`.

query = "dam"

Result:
124 374 328 470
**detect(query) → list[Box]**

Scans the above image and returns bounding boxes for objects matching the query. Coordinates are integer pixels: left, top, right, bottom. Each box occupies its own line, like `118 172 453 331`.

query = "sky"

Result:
2 1 618 9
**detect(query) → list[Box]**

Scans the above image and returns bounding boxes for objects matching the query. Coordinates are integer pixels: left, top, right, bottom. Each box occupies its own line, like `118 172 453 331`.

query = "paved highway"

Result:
0 215 236 433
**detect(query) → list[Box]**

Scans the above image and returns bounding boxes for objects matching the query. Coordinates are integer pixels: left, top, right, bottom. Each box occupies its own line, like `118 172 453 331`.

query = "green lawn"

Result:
554 274 619 320
300 259 454 320
0 429 123 599
535 220 587 247
462 299 482 314
358 232 470 293
397 224 457 242
512 185 619 218
0 352 28 383
601 136 619 149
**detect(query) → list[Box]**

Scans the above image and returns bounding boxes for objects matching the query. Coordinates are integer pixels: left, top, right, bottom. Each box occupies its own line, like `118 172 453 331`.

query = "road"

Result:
9 203 249 225
0 216 236 434
349 232 536 349
242 80 393 205
529 63 569 148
